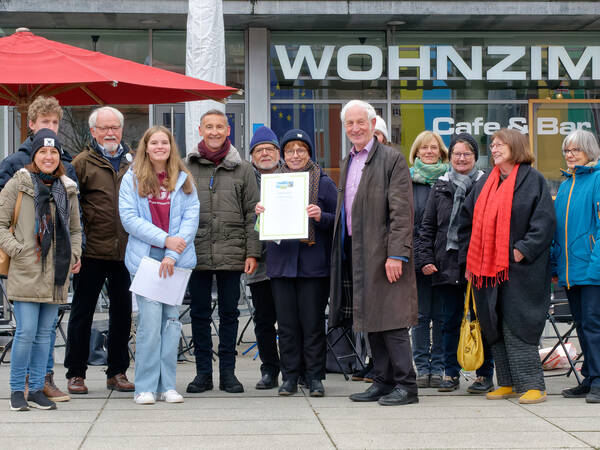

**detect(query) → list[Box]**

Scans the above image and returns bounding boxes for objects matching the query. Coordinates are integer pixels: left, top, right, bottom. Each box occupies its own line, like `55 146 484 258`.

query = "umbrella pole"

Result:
18 105 28 142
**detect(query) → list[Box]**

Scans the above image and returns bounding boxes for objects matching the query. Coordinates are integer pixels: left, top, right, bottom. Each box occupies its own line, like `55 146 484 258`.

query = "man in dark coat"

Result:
330 100 418 406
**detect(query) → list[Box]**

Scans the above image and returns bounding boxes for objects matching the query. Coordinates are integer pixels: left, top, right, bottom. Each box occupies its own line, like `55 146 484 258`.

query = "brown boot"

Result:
67 376 88 395
107 373 134 392
44 372 70 402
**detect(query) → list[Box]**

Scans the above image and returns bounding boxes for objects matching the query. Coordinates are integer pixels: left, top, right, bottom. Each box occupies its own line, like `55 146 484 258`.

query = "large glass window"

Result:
153 30 245 99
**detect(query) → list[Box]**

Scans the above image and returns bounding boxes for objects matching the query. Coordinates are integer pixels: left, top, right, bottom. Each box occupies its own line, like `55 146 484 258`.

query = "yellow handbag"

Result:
457 280 484 371
0 191 24 277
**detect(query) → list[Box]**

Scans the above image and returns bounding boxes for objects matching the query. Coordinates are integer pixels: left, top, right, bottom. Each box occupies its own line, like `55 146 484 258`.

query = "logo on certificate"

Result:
275 181 294 189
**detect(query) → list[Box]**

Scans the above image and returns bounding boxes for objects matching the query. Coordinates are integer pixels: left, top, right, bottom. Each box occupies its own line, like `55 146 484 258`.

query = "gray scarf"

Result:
446 167 482 250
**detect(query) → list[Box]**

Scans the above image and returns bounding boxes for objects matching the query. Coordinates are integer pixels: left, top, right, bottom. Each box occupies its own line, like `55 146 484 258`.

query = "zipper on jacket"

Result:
209 167 217 192
564 172 575 289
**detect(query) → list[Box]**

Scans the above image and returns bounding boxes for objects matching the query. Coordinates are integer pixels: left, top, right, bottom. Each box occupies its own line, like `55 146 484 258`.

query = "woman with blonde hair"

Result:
409 131 449 388
119 125 199 405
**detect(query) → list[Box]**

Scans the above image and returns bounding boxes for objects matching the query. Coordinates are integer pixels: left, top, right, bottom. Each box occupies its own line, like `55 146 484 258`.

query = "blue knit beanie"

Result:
250 126 280 153
280 129 314 156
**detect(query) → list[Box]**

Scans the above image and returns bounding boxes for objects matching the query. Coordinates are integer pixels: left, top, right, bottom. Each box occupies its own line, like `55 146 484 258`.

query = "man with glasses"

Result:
246 126 282 390
64 106 134 395
185 110 260 394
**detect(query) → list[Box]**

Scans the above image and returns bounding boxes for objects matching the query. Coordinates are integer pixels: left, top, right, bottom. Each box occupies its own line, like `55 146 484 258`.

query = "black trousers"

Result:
248 280 280 376
271 277 329 382
64 257 132 379
188 270 241 374
368 328 418 395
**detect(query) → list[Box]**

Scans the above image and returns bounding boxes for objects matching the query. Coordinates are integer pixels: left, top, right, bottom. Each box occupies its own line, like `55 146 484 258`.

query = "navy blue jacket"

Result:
0 136 78 190
266 170 337 278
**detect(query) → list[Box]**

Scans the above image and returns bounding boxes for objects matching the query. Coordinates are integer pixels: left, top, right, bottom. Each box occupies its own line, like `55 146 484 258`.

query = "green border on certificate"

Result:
259 172 309 240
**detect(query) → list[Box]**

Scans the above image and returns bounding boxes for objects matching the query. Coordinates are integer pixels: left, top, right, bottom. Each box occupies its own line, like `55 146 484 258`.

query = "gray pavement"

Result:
1 323 599 449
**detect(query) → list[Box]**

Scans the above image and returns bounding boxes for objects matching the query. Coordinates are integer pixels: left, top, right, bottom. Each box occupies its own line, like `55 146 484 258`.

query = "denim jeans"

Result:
10 301 59 392
411 273 444 376
566 285 600 388
132 248 181 394
47 314 59 374
435 284 494 379
189 270 241 374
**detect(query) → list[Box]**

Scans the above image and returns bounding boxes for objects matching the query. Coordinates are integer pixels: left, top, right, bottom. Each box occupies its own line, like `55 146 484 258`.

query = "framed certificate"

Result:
259 172 309 240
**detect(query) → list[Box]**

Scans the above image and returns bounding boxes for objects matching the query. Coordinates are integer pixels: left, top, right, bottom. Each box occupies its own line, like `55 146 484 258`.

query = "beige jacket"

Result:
0 168 82 304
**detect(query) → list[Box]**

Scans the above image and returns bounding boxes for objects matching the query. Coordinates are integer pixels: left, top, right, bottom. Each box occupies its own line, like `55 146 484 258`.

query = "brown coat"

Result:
0 169 82 304
73 145 131 260
330 140 418 332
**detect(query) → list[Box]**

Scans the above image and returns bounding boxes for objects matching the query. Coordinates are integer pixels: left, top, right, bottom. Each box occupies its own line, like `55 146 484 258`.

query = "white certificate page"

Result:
130 256 192 306
260 172 309 241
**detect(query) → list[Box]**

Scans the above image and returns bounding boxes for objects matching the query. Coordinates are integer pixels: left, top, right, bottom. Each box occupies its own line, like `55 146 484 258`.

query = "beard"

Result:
103 141 119 155
255 158 279 172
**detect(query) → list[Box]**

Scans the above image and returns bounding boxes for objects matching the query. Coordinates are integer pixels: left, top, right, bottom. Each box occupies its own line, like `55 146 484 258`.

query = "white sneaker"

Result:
134 392 155 405
158 390 184 403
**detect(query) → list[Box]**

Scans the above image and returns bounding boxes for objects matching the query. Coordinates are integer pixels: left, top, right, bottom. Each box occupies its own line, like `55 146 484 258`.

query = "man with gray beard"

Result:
246 126 282 390
64 106 134 395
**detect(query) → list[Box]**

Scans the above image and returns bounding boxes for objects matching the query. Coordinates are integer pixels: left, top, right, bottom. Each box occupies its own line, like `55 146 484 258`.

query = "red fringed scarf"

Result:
466 164 520 288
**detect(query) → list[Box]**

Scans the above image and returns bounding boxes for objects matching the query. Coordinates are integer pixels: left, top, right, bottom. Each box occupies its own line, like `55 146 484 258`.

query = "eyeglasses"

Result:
563 148 583 156
284 148 308 157
95 125 122 133
452 152 474 160
254 147 278 154
489 142 506 150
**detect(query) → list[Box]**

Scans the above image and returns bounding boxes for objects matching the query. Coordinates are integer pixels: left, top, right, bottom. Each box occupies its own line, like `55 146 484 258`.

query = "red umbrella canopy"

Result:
0 29 239 107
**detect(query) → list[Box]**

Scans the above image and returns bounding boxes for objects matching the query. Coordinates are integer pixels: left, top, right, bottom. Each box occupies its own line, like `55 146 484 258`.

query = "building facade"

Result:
2 1 600 191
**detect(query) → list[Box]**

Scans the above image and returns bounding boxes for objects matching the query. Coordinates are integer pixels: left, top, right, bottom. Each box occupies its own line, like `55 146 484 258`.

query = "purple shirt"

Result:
344 138 375 235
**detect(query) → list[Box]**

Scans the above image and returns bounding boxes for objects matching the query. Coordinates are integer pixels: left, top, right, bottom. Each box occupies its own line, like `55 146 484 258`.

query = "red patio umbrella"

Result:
0 29 240 140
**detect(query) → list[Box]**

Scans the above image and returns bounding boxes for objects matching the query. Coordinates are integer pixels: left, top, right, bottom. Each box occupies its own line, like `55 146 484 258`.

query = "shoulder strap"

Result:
9 191 24 233
463 279 478 318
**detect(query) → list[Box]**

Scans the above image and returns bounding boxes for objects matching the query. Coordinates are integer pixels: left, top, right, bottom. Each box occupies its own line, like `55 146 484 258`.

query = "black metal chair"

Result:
326 317 365 381
0 276 15 364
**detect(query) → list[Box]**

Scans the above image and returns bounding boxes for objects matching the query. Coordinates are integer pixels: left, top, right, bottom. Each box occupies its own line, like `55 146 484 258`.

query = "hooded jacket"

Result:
0 136 78 190
0 168 82 304
552 162 600 288
186 145 261 271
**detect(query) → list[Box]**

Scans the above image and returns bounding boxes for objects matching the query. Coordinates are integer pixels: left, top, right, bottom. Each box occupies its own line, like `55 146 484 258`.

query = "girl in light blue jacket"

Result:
119 126 199 405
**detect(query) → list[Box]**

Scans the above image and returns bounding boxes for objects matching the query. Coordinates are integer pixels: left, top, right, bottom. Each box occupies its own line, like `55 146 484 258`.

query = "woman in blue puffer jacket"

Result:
119 126 199 405
552 129 600 404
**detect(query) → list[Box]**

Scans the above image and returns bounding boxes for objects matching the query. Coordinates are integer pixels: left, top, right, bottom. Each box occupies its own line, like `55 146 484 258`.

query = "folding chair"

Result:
177 284 219 361
237 274 256 346
542 286 583 385
0 276 16 364
326 317 365 381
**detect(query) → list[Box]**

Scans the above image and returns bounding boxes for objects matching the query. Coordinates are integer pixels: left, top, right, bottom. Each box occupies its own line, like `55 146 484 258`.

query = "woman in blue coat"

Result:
119 126 199 405
552 129 600 404
256 129 337 397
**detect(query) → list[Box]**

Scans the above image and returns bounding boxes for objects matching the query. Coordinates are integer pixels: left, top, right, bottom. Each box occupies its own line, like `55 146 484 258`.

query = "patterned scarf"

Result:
279 159 321 246
466 165 520 288
30 172 71 296
198 138 231 166
410 158 449 186
446 167 482 250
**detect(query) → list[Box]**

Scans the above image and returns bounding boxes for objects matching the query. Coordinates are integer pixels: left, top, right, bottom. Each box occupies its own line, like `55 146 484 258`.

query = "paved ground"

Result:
1 319 599 449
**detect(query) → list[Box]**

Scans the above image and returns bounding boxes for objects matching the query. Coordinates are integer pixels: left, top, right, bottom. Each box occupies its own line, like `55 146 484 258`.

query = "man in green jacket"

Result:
186 109 260 394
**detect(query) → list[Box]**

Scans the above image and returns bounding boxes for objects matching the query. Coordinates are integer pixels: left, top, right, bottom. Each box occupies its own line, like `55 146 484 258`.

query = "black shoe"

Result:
429 374 443 388
467 376 494 394
351 361 374 381
186 373 213 393
219 371 244 393
9 391 29 411
309 380 325 397
416 374 430 388
562 384 590 398
378 387 419 406
438 375 460 392
255 373 279 390
278 380 298 396
349 384 392 402
27 390 56 410
586 386 600 403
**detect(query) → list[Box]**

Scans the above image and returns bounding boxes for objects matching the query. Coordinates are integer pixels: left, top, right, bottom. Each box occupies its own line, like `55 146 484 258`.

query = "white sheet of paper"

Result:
259 172 309 240
129 256 192 306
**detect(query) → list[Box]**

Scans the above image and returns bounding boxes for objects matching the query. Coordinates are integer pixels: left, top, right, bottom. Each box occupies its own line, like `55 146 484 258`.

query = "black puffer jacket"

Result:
415 172 481 286
412 181 431 245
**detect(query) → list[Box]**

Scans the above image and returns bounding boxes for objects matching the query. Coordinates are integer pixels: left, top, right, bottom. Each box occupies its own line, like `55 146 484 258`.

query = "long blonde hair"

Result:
133 125 194 197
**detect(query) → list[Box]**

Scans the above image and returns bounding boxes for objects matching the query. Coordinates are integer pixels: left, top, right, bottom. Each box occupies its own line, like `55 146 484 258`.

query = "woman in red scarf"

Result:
459 129 555 404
